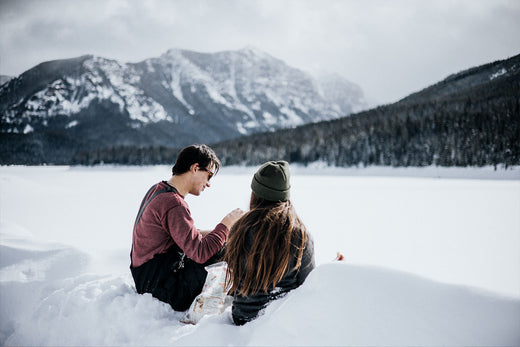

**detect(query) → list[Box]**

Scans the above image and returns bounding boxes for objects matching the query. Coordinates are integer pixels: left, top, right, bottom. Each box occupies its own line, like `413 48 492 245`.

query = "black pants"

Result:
131 247 222 311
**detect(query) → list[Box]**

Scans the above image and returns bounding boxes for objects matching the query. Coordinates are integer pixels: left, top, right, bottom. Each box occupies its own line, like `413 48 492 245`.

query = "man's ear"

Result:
189 163 199 173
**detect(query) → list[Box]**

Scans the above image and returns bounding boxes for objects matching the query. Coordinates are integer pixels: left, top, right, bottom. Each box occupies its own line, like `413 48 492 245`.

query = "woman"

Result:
224 161 315 325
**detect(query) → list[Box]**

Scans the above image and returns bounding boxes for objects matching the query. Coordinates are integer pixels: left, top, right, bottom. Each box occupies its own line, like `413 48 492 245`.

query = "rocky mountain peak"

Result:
1 47 367 164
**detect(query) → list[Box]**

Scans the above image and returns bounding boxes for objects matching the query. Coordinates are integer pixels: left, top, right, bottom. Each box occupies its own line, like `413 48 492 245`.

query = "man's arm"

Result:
199 230 211 237
164 206 244 264
198 208 244 236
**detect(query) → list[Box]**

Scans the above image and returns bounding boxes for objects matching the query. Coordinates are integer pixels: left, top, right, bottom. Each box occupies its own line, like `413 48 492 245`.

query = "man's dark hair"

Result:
171 144 221 176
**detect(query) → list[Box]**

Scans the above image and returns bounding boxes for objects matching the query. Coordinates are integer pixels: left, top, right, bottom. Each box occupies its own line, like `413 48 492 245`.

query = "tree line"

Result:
66 94 519 169
212 97 519 169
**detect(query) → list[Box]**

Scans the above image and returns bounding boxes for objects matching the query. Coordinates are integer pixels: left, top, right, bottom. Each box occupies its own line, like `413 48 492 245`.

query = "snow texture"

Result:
1 165 519 346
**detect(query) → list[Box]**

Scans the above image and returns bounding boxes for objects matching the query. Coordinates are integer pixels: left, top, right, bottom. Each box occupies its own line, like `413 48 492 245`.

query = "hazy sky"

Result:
1 0 519 104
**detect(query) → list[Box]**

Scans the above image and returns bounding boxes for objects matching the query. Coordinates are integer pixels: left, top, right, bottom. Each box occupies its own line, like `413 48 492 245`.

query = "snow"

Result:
235 122 248 135
490 67 507 80
22 124 33 134
1 165 519 346
65 120 79 129
262 111 277 126
97 58 171 124
280 106 304 126
169 63 195 115
15 57 171 125
167 51 259 123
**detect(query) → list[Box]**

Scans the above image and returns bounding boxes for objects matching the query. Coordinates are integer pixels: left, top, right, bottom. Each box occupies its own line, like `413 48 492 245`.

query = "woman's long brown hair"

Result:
224 192 308 296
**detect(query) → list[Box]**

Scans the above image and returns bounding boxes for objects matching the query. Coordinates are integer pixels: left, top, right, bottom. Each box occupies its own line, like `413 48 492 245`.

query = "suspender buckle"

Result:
171 252 186 273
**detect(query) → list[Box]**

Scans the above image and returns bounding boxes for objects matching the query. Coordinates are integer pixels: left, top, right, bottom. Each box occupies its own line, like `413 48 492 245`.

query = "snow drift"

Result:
1 233 518 346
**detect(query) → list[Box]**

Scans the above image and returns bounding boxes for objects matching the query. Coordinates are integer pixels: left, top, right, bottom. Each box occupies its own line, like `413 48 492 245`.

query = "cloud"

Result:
1 0 519 103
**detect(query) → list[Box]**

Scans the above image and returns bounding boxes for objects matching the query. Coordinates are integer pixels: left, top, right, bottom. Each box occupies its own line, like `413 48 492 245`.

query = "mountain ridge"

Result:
1 48 366 164
397 54 519 105
58 53 519 167
210 53 519 168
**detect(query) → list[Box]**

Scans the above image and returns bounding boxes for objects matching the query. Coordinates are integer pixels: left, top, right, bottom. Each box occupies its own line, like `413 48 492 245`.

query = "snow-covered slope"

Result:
1 229 518 346
0 48 366 146
1 165 519 346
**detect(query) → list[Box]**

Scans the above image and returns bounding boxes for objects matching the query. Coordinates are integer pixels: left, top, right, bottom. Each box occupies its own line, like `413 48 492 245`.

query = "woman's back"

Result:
224 161 315 325
229 224 314 325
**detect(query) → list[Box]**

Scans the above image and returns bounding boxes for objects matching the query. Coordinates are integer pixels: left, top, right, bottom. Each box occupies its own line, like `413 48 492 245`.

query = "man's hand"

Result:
221 208 245 230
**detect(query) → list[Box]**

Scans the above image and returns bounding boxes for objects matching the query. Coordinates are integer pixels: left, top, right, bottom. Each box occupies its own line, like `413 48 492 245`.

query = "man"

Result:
130 144 244 311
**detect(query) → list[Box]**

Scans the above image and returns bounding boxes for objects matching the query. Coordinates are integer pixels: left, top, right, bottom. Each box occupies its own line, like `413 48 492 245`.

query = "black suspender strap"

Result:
131 182 178 266
133 183 158 229
133 183 177 229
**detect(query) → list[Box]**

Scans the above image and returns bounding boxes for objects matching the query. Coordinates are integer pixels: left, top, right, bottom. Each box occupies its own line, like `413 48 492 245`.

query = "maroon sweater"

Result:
131 181 228 267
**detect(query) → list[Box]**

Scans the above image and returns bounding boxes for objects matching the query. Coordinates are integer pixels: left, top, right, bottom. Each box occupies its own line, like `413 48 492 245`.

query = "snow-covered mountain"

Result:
0 48 366 162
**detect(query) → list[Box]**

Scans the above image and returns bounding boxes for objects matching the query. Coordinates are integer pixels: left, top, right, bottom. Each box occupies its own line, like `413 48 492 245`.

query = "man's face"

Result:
189 164 214 196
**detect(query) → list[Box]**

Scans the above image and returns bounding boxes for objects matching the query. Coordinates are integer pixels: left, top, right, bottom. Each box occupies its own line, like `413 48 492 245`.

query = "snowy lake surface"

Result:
1 165 519 346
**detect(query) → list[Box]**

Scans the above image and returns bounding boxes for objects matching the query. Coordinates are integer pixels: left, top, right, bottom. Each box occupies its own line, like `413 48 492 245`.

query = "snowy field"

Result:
1 164 519 346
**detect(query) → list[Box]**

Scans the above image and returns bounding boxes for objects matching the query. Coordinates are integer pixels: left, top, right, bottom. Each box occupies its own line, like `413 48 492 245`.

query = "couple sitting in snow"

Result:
130 144 315 325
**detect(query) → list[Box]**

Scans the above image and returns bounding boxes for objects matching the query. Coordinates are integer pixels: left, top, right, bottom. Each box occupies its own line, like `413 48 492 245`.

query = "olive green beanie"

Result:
251 161 291 202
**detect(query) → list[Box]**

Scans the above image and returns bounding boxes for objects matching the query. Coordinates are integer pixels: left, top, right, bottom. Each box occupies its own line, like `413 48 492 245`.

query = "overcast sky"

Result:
1 0 519 104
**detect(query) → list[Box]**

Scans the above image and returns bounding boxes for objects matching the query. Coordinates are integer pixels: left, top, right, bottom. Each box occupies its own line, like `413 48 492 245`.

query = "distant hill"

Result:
0 48 366 164
209 54 519 169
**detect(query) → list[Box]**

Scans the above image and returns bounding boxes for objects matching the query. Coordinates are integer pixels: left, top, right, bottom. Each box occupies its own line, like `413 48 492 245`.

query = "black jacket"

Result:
231 233 315 325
